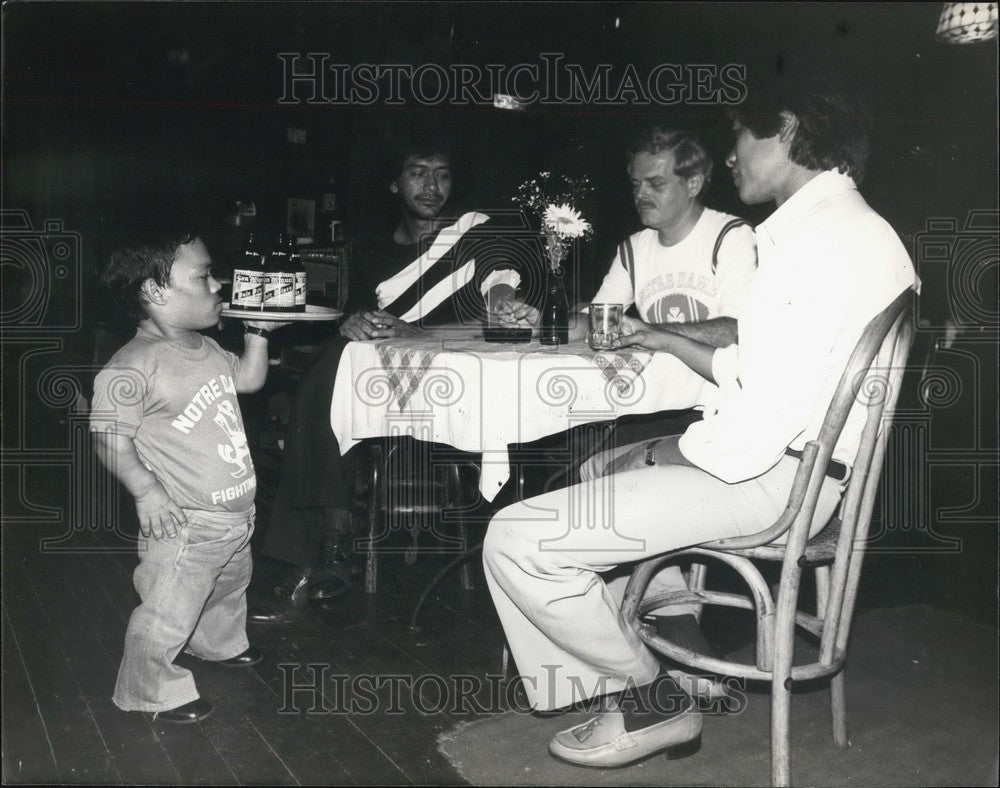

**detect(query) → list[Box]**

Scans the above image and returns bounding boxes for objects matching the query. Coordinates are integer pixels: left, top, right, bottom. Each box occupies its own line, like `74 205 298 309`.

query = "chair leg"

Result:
771 573 798 787
772 674 792 787
688 562 708 621
364 444 384 594
831 668 849 748
815 566 830 619
458 522 474 591
408 544 483 629
364 547 378 594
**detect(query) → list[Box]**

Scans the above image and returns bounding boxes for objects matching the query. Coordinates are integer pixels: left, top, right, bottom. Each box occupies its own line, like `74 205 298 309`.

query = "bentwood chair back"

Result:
621 288 915 787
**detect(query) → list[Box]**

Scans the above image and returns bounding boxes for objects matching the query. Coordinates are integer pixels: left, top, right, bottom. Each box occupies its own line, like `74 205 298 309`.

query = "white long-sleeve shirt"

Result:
678 170 917 483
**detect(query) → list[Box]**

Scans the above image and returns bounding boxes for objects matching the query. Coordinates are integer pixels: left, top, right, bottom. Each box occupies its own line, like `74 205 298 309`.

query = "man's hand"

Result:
340 310 423 340
93 432 190 539
613 322 718 383
494 297 539 327
612 321 678 353
243 319 292 331
133 478 187 540
339 311 378 340
619 315 644 335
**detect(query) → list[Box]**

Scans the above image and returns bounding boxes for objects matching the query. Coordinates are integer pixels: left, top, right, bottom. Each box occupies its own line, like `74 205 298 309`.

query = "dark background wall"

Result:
5 3 997 277
3 2 997 620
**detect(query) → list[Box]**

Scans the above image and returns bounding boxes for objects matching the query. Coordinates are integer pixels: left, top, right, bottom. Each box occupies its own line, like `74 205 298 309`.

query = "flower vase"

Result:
539 263 569 345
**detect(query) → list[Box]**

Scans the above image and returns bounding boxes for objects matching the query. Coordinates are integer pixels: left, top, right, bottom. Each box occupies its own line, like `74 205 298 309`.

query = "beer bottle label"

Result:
230 269 263 309
262 271 296 310
294 272 307 307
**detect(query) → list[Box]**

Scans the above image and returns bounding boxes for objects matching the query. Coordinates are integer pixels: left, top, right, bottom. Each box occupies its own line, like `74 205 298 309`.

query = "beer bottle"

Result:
229 231 264 311
290 236 307 312
262 233 296 312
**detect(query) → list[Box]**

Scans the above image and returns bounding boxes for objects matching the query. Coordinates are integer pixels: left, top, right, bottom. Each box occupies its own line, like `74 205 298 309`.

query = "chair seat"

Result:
724 516 843 565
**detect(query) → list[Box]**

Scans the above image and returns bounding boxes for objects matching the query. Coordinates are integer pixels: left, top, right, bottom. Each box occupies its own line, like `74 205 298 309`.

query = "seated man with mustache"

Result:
499 128 758 655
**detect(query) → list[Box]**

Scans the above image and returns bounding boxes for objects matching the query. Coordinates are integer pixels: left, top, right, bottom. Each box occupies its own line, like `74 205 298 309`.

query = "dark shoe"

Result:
308 569 351 601
216 645 263 667
247 566 313 625
308 527 353 601
152 697 214 724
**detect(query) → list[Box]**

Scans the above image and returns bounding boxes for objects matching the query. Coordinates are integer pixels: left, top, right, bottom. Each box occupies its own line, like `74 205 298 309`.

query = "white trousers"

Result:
483 454 842 711
581 440 700 617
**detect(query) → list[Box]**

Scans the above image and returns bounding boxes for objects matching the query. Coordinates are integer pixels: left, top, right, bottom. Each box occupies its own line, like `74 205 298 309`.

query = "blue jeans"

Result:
113 507 255 712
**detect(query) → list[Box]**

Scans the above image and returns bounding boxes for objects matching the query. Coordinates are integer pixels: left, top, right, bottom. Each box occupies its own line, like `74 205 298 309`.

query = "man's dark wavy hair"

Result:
729 83 873 184
384 129 456 185
102 230 197 321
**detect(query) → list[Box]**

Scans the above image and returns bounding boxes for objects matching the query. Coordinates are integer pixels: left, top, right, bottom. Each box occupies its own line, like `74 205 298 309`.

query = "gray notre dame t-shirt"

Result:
90 326 256 512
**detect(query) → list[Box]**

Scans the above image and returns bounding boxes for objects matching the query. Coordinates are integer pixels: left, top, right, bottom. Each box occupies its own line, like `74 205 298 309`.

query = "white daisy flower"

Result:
543 203 591 239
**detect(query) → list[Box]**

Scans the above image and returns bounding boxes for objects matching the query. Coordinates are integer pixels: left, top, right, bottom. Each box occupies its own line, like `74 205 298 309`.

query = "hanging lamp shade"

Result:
935 2 998 43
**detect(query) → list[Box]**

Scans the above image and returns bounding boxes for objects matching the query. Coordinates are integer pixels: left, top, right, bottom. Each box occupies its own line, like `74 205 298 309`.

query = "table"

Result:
330 330 714 501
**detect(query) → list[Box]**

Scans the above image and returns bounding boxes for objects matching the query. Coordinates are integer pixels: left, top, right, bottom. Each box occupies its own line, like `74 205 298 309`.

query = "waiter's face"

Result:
391 154 452 219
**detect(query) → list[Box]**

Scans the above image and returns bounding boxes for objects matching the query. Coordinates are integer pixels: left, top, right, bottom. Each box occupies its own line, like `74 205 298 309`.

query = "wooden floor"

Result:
2 506 516 785
3 386 997 785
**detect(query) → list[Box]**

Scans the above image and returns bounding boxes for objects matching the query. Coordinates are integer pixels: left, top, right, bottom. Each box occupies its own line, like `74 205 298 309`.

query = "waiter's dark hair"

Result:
628 127 713 191
730 82 873 184
386 130 456 183
101 230 198 320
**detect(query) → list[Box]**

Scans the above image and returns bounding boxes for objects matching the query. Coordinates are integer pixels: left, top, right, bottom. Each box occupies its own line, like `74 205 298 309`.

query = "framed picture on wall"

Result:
286 198 316 242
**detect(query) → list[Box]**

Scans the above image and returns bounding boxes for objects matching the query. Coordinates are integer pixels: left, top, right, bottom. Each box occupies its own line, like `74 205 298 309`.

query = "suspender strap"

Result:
711 218 751 274
620 238 637 293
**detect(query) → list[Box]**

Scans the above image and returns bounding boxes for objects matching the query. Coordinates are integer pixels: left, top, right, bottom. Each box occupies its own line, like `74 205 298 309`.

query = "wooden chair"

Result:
621 289 915 787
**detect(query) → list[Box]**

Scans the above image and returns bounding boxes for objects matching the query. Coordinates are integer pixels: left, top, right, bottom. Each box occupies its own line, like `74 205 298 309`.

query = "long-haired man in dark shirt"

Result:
249 133 531 624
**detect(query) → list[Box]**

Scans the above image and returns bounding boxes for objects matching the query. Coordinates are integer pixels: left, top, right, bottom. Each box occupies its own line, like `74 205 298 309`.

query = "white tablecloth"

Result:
330 333 712 500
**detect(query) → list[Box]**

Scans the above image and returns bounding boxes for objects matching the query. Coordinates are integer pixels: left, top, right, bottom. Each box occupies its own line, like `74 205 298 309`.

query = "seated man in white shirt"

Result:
499 127 756 356
500 128 759 654
482 83 917 768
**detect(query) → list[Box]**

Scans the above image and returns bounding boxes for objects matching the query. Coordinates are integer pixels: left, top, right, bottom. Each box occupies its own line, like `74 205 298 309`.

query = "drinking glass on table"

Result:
587 303 624 350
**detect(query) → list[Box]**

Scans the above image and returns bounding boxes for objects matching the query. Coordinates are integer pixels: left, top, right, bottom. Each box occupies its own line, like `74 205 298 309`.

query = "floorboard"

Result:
2 610 60 783
4 560 121 784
